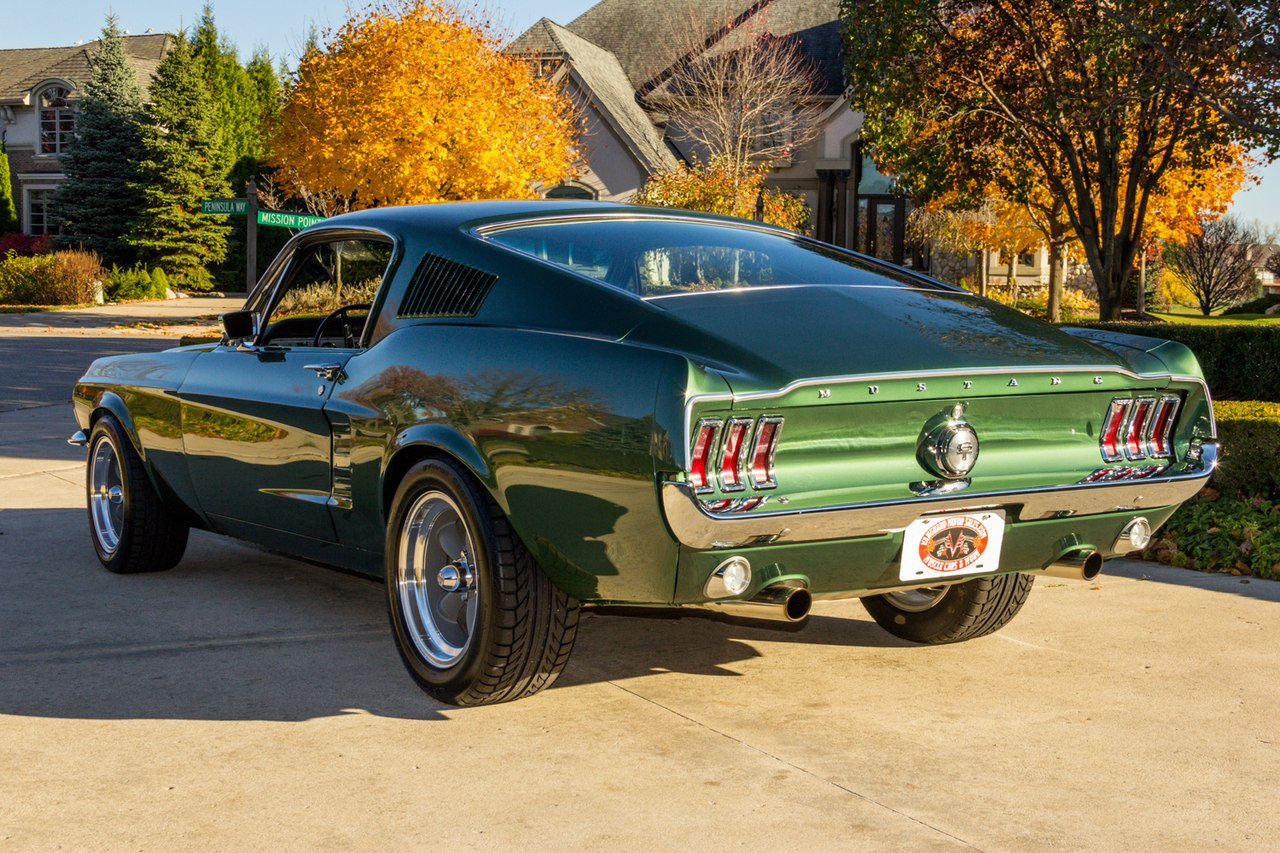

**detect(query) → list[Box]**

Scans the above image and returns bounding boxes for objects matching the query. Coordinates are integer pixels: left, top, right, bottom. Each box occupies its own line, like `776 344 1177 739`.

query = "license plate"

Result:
899 510 1006 582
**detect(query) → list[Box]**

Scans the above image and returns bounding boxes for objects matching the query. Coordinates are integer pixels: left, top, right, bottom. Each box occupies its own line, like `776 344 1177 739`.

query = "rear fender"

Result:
384 424 493 512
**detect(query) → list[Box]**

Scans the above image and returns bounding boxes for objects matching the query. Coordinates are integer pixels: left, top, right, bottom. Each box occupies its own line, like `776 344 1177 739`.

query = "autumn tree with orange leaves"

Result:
271 1 579 209
843 0 1261 319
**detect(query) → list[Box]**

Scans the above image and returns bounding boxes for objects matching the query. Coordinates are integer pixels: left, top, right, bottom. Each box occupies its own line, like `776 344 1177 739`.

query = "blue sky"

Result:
4 0 1275 229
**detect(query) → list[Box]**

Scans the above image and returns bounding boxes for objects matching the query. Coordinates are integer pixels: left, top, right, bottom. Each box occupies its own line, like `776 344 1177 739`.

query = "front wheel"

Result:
85 415 189 573
860 572 1033 644
385 458 579 705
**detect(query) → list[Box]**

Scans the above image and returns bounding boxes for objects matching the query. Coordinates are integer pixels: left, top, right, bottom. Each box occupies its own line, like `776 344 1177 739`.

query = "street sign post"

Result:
256 210 327 229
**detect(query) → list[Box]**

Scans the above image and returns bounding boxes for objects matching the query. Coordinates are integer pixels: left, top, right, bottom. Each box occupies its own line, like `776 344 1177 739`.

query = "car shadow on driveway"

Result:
1 508 913 723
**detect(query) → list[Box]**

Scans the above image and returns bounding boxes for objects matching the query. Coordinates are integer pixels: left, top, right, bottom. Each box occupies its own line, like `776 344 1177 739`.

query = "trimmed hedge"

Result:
1068 322 1280 401
1223 293 1280 315
1211 400 1280 500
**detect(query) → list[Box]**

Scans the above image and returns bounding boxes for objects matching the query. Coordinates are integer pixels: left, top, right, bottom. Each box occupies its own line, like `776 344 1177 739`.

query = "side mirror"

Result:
220 310 258 344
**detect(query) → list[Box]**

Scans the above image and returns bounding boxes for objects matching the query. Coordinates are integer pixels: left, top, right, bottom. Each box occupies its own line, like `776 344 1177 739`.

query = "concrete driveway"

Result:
1 302 1277 850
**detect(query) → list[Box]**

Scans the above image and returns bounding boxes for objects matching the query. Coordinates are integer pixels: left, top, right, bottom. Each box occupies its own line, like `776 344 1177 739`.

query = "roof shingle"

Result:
0 33 170 105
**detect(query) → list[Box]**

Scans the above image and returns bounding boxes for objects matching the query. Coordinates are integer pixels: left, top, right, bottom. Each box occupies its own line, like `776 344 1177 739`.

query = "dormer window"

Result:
38 85 75 155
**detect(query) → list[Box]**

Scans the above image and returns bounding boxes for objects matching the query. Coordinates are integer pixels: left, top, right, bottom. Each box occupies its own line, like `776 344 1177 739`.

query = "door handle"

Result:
304 362 345 382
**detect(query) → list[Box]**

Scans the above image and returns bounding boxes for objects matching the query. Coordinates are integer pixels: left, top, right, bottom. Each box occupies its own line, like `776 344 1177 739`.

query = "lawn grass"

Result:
1148 309 1280 325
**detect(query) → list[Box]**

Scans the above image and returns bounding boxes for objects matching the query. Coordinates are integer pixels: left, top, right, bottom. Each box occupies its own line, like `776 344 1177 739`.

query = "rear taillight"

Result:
1100 395 1180 464
689 419 721 494
1146 396 1179 458
1123 397 1155 460
689 415 783 495
718 418 753 492
1101 399 1130 462
748 416 783 489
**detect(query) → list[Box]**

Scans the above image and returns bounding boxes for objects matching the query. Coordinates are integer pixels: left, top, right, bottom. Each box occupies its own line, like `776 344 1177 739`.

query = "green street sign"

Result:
201 198 248 215
257 210 326 229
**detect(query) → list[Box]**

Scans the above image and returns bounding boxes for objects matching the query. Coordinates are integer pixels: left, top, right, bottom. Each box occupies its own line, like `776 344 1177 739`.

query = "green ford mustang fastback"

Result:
71 201 1217 705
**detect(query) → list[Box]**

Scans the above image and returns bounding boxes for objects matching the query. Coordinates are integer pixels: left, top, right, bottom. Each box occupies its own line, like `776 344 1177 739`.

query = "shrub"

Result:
977 285 1097 321
1210 400 1280 500
104 263 165 301
1066 321 1280 401
150 266 170 297
0 232 53 257
1144 494 1280 580
1223 293 1280 315
0 250 101 305
173 266 215 292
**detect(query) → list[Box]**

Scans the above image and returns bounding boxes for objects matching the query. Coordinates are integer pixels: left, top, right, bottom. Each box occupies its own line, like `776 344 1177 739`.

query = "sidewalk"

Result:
0 294 245 338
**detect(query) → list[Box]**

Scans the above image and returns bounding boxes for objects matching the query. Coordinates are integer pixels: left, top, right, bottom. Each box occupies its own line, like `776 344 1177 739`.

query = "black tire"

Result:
861 572 1033 644
385 458 579 706
85 415 189 574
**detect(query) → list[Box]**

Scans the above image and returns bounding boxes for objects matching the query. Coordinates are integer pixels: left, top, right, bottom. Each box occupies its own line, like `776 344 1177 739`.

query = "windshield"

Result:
484 218 939 298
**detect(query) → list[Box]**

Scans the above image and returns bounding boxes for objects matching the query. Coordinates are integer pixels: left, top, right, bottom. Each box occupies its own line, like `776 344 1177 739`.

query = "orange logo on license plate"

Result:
917 516 990 573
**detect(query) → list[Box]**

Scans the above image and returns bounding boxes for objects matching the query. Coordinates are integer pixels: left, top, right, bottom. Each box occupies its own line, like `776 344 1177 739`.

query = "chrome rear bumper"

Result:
661 443 1217 550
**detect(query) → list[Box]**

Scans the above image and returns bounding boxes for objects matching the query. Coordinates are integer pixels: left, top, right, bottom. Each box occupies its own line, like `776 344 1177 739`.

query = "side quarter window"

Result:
257 237 393 348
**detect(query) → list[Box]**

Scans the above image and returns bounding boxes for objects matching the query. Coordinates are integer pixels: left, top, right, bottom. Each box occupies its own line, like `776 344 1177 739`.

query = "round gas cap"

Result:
927 422 980 479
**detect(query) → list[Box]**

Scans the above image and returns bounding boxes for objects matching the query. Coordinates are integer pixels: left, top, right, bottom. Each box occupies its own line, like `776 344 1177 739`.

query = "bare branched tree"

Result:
646 2 824 172
256 170 354 219
1266 248 1280 279
1092 1 1280 142
1167 216 1268 315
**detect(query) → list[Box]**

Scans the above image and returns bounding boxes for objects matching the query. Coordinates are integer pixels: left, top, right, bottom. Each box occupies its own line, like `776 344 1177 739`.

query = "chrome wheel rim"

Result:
397 491 479 667
89 435 125 556
884 586 948 613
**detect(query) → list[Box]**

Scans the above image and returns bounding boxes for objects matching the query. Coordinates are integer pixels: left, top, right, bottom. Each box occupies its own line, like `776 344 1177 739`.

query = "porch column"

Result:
815 169 834 243
832 170 851 248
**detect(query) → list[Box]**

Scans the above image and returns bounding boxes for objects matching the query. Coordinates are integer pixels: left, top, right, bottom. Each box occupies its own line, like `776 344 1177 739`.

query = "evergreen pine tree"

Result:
128 36 229 289
191 6 287 289
52 18 145 263
0 141 19 234
191 5 273 169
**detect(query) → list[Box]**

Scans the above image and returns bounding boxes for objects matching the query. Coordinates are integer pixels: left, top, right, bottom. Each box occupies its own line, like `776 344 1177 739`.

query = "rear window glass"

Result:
484 218 935 298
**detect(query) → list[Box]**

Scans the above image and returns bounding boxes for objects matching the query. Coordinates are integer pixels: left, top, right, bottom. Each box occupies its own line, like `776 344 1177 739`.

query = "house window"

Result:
27 189 60 235
544 184 596 201
38 85 75 155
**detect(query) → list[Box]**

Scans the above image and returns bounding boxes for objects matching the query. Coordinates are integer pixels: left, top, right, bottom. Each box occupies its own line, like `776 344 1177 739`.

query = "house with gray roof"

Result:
0 33 170 235
509 0 917 266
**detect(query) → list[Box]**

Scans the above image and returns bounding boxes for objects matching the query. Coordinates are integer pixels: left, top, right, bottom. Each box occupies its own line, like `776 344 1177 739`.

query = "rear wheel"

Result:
86 415 189 573
385 458 579 705
861 573 1033 644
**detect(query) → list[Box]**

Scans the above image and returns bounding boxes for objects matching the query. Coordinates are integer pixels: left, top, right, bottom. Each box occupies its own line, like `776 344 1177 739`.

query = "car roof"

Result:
314 200 779 236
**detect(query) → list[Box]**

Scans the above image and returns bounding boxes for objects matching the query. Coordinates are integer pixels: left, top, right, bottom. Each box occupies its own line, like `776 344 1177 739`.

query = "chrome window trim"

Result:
471 212 959 300
243 225 401 351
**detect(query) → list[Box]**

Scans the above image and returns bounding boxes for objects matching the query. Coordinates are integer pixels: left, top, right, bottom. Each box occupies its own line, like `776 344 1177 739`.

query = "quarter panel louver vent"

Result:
397 252 498 319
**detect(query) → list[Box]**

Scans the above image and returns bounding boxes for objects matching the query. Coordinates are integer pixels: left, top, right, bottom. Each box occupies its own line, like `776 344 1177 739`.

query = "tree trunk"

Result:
978 249 988 297
1046 241 1064 323
1005 247 1016 300
1137 245 1147 316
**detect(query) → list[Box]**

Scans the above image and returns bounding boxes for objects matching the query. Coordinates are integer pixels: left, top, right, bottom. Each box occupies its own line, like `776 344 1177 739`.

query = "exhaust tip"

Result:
1041 548 1104 581
784 587 812 622
1080 551 1103 581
